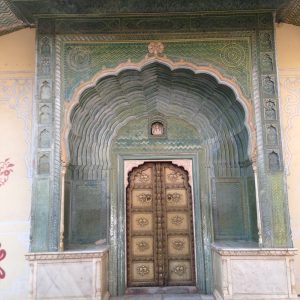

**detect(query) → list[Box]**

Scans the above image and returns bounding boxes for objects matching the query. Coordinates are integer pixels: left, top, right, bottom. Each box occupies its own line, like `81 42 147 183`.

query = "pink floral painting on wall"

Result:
0 158 14 187
0 244 6 279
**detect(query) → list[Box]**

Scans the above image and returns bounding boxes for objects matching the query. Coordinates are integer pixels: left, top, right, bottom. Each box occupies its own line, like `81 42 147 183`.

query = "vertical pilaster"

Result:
30 19 59 251
255 13 292 247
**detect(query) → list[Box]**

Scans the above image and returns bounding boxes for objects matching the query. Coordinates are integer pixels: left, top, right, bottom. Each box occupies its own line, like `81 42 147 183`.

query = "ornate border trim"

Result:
277 0 300 26
25 247 109 261
212 245 297 256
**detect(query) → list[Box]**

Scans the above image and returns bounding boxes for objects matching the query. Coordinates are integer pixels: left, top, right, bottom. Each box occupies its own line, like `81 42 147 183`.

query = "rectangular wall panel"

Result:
213 178 246 240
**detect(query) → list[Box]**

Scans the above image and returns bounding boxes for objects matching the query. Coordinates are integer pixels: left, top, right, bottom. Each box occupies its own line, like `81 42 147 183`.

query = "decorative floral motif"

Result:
167 172 182 182
136 265 150 276
136 217 149 227
171 215 184 225
171 265 186 276
136 171 150 183
0 243 6 279
137 193 152 205
136 240 150 252
172 240 185 251
67 47 91 71
167 193 181 205
221 43 245 67
0 158 14 187
148 41 164 56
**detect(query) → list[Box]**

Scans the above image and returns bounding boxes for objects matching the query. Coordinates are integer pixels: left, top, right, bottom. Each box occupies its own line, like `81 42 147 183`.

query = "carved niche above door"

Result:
126 162 195 287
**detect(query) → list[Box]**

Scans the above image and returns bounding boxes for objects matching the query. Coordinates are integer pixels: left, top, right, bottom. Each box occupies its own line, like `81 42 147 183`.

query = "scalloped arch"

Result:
61 56 256 167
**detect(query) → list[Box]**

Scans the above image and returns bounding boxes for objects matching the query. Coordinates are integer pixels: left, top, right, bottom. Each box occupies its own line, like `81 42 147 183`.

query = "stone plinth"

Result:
25 247 109 300
212 244 298 300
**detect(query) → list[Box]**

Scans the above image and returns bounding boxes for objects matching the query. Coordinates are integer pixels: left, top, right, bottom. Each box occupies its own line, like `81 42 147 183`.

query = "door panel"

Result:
168 235 190 256
127 162 195 287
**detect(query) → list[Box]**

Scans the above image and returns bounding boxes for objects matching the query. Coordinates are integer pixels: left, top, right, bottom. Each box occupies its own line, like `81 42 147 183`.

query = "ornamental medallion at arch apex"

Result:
61 55 256 164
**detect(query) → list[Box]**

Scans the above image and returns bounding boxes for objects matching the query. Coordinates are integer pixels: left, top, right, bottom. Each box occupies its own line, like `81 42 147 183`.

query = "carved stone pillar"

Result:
254 18 293 247
30 19 60 251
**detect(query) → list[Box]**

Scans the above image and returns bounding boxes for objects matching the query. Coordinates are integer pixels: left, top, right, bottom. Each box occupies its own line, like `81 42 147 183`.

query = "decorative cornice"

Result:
277 0 300 26
25 247 109 261
1 0 300 35
0 0 26 36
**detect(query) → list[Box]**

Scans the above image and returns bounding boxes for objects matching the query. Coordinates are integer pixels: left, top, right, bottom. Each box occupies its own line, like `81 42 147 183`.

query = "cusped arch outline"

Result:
61 56 256 164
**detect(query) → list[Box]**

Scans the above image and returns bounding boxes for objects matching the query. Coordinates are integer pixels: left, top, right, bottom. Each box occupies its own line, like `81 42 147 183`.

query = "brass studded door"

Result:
126 162 195 287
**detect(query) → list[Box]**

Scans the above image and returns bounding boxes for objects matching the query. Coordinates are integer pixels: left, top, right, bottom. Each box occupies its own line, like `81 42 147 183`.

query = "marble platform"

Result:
25 246 109 300
110 295 214 299
212 244 298 300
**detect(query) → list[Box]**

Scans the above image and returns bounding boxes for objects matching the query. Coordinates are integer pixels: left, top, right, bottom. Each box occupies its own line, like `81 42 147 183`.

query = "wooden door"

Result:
126 162 195 287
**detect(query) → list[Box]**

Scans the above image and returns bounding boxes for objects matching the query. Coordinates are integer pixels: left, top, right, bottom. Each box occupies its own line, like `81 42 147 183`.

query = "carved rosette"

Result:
136 217 149 227
221 43 245 67
167 172 182 182
136 171 150 183
148 41 164 57
171 265 186 276
167 193 181 205
136 265 150 276
136 241 150 252
67 47 91 71
137 193 152 205
171 215 184 225
172 240 185 251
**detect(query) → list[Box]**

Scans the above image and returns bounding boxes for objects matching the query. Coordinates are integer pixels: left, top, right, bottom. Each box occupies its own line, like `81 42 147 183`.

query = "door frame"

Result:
125 160 196 288
111 151 211 295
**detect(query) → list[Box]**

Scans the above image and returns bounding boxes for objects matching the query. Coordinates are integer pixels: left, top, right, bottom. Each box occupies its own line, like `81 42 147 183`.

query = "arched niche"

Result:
62 62 258 294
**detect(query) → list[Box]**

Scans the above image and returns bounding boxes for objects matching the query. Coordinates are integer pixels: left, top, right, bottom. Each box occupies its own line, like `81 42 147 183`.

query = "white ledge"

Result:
25 245 109 261
211 243 297 256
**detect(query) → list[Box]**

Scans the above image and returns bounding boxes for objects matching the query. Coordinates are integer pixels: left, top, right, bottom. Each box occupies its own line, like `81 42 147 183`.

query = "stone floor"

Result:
110 295 214 300
110 286 214 299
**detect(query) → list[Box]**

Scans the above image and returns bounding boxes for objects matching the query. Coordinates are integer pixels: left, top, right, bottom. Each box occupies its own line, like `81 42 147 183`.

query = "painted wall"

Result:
0 23 299 299
276 22 300 294
0 28 35 299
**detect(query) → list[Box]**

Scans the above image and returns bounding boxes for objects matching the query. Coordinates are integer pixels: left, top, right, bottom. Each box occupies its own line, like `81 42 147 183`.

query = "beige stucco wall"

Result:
276 22 300 294
0 28 35 299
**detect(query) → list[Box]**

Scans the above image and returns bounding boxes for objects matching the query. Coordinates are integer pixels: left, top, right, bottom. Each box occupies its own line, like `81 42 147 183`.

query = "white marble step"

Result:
110 294 214 300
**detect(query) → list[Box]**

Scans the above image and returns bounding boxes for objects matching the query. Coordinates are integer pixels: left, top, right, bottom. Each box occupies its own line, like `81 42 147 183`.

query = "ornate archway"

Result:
61 60 257 295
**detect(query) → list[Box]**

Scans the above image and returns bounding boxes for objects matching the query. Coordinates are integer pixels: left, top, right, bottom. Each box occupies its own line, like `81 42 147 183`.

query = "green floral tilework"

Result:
62 38 251 100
